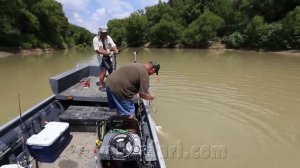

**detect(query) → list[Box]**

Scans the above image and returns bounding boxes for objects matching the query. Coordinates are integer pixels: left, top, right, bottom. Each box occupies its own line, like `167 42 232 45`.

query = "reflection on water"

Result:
1 48 300 167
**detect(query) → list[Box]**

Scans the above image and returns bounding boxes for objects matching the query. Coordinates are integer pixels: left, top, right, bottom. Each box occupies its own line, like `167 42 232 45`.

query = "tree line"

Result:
108 0 300 50
0 0 93 49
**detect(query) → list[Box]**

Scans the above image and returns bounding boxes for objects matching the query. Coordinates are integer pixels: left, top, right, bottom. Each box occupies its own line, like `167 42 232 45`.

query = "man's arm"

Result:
93 37 109 55
108 36 119 54
112 46 119 54
95 47 109 55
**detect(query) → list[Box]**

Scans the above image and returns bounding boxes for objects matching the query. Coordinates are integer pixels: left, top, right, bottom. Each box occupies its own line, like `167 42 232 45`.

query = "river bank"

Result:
207 42 300 56
1 46 300 58
0 51 13 59
269 50 300 56
0 47 56 58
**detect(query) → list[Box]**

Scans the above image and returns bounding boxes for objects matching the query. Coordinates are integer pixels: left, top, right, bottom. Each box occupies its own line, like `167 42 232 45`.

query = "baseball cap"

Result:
149 61 160 75
98 27 107 33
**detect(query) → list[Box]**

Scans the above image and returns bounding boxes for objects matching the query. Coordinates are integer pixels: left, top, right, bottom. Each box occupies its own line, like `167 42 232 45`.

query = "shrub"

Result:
21 42 32 49
224 32 246 48
181 9 224 47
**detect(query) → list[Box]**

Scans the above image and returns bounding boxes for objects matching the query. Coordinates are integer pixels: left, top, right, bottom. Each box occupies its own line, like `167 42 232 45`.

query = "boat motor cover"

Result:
100 132 141 161
26 122 69 146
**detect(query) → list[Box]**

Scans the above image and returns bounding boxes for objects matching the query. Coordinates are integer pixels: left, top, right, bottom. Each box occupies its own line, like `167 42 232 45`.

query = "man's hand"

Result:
106 50 110 55
139 93 155 100
149 94 155 100
112 46 119 54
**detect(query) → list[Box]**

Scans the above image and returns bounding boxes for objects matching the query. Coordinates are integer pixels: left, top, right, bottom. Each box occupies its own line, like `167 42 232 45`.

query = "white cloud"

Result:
55 0 169 33
72 12 84 24
97 0 134 19
90 8 106 31
56 0 90 12
55 0 90 30
88 0 135 32
92 8 106 19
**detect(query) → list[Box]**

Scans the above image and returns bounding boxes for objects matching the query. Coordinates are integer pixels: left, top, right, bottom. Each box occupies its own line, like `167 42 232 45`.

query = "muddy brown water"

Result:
1 48 300 167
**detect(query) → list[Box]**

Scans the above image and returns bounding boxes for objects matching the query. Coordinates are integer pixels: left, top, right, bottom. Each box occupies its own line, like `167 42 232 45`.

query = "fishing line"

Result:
152 119 173 141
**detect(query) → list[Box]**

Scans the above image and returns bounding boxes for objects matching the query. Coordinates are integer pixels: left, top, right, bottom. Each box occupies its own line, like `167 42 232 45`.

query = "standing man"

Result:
106 61 160 118
93 27 119 90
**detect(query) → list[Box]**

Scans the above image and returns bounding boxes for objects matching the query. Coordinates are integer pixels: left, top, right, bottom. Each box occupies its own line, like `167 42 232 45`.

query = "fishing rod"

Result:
18 94 26 158
110 45 127 71
17 94 33 168
133 50 139 63
132 50 143 119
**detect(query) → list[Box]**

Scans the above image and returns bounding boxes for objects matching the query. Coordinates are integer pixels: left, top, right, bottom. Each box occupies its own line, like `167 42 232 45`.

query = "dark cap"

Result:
149 61 160 75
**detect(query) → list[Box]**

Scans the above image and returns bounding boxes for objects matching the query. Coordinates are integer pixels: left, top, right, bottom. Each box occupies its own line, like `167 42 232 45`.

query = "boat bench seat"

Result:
59 105 118 126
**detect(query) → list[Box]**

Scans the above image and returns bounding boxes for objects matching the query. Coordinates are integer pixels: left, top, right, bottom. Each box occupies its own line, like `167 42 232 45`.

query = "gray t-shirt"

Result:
107 63 149 99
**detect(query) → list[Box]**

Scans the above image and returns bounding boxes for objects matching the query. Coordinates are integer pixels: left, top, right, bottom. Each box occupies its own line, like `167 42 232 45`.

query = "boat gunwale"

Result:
0 95 55 136
143 100 166 168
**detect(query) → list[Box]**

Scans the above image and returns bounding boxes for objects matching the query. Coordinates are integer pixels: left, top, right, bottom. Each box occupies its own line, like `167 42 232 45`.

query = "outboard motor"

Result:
99 116 141 161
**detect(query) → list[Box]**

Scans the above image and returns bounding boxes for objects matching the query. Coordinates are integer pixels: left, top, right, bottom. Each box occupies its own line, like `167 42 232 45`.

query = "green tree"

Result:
31 0 69 47
0 0 25 46
182 9 224 47
169 0 202 26
239 0 300 22
149 14 183 47
125 13 148 47
282 6 300 49
261 22 284 49
0 0 92 49
108 19 127 46
68 24 93 47
224 31 246 48
145 2 177 27
243 15 285 49
244 15 265 48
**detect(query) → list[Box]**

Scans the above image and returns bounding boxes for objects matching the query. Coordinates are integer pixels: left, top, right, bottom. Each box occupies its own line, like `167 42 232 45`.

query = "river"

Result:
1 48 300 167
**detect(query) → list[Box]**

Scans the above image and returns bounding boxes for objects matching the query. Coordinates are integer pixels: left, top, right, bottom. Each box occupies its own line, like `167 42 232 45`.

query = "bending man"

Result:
106 61 160 118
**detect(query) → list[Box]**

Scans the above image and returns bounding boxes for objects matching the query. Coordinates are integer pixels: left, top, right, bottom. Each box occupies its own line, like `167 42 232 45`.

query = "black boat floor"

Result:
38 132 98 168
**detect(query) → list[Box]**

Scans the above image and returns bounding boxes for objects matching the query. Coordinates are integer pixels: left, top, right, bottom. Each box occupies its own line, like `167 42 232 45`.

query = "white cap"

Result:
98 27 107 33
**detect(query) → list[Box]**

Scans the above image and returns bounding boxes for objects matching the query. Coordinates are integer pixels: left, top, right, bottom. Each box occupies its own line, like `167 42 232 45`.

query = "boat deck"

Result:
38 132 98 168
55 76 108 102
60 76 106 97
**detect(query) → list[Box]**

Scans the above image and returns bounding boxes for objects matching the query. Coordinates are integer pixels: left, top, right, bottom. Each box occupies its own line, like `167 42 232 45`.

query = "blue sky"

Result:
55 0 168 33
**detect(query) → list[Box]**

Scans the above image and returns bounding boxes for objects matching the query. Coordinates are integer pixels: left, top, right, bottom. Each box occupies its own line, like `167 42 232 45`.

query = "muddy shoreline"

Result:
1 46 300 58
0 47 58 58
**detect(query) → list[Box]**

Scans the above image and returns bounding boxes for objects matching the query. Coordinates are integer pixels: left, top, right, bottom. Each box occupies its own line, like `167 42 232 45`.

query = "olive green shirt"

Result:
107 63 149 99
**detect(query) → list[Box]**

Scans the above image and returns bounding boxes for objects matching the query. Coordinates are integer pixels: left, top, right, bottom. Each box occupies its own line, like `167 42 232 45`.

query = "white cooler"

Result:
26 122 70 163
0 165 23 168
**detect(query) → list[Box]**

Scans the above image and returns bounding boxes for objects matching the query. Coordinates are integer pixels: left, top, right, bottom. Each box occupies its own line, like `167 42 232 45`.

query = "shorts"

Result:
106 87 135 116
97 56 113 74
